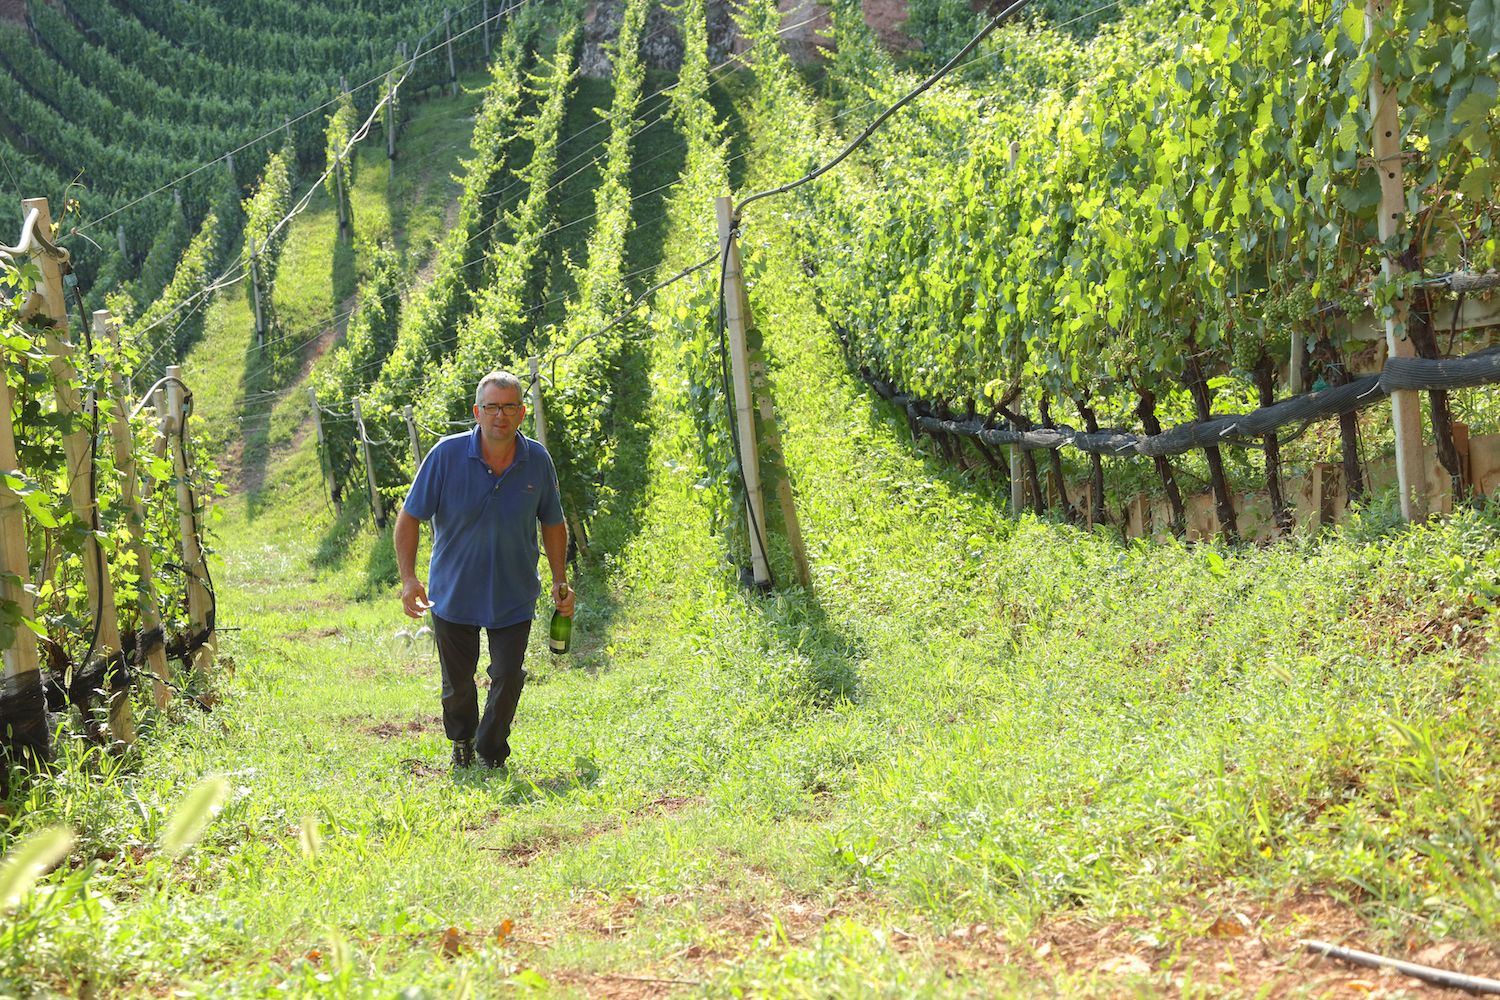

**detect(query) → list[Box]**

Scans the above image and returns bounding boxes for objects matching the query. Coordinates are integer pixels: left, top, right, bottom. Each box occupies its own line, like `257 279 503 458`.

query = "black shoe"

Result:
478 755 507 772
451 740 475 769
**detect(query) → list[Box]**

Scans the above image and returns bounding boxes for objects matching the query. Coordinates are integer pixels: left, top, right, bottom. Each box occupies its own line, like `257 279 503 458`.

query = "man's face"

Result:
473 383 526 442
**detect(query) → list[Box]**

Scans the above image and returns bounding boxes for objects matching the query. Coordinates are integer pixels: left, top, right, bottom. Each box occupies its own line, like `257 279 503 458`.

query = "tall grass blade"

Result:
161 775 230 857
0 826 75 911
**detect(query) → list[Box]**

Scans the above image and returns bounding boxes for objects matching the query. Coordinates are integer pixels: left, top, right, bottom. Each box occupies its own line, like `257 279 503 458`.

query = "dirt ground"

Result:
545 890 1500 996
861 0 921 52
0 0 23 24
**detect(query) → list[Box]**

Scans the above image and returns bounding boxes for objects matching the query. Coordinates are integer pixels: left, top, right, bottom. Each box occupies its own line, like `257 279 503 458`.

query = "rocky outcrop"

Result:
580 0 741 77
577 0 916 76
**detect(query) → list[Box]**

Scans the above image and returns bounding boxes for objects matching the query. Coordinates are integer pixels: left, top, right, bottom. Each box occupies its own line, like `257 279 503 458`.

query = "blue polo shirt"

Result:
401 427 565 629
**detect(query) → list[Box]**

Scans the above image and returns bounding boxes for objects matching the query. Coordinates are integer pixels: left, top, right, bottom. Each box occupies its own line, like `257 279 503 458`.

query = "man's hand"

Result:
401 577 432 619
552 579 575 618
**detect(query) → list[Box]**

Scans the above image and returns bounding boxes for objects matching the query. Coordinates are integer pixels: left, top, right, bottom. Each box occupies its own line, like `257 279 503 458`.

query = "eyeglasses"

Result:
478 402 524 416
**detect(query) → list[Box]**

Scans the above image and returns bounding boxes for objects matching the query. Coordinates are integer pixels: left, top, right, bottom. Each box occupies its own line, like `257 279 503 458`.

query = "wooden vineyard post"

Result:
353 397 386 528
717 196 812 591
333 79 351 241
1288 331 1306 394
96 312 170 708
1367 0 1426 520
386 66 398 179
404 405 424 473
307 386 338 508
165 365 214 681
249 235 266 348
116 224 127 257
23 198 135 745
0 304 44 756
1006 139 1025 516
528 356 548 448
445 9 458 97
716 196 771 589
483 0 492 57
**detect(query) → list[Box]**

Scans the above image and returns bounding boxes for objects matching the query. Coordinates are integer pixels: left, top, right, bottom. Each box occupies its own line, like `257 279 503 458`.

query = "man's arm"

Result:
540 520 574 616
394 509 430 618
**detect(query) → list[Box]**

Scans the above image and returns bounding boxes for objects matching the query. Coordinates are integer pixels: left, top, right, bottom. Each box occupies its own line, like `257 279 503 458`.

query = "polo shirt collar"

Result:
466 425 530 463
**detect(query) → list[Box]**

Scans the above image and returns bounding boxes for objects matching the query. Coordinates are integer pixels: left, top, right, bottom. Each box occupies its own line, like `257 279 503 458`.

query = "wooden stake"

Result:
1367 0 1425 520
404 405 424 473
165 365 214 684
721 224 813 592
386 68 398 178
528 356 547 448
1006 139 1025 515
716 196 770 589
97 312 170 709
483 0 492 56
307 386 338 508
0 324 39 686
334 88 349 239
353 397 386 527
23 198 134 745
116 224 127 257
248 235 265 346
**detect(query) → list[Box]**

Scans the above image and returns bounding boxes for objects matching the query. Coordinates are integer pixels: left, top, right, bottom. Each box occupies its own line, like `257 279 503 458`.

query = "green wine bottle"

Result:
549 587 572 655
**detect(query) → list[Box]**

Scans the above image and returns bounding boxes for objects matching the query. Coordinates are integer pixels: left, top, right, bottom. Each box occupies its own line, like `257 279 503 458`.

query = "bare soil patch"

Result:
633 794 705 816
279 624 342 642
862 0 920 52
936 893 1500 996
0 0 24 22
535 881 1500 996
398 758 448 779
360 714 440 740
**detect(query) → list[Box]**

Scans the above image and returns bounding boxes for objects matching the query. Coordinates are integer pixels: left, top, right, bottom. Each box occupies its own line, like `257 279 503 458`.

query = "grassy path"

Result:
8 62 1500 1000
14 189 1500 996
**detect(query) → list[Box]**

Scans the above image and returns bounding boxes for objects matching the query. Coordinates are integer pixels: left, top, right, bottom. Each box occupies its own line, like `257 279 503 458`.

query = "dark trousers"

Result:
431 613 531 764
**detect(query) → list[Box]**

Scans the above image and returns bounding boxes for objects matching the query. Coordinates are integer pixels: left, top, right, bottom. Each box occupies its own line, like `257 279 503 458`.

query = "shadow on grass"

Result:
449 756 600 803
332 233 357 304
311 488 370 571
756 583 866 705
361 522 399 597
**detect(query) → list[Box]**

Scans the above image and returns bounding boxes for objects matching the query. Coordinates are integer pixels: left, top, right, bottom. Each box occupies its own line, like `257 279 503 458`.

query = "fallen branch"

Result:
1302 939 1500 995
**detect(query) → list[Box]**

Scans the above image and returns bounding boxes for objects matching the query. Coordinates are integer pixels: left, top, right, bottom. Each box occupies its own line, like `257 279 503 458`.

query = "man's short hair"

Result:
475 370 523 405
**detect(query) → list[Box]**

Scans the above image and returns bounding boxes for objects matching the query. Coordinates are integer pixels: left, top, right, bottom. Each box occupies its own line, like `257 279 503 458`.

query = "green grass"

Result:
6 45 1500 1000
8 200 1500 993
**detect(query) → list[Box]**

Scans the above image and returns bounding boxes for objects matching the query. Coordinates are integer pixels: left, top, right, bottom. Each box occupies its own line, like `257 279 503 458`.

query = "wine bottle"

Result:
549 585 572 655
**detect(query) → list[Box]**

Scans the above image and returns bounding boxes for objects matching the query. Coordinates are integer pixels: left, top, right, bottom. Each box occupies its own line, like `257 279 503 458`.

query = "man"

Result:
395 370 575 770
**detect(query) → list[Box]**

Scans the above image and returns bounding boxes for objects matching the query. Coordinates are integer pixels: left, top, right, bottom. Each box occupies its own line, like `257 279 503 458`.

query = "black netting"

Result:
0 670 52 767
1383 345 1500 392
864 345 1500 461
67 650 131 709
